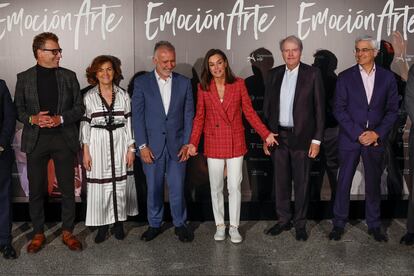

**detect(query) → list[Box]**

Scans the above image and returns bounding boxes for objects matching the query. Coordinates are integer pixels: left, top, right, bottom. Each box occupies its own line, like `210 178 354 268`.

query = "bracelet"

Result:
29 116 33 125
128 148 137 153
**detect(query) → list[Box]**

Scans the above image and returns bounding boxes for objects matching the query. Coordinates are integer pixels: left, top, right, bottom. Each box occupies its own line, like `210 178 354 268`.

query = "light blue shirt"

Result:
279 65 299 127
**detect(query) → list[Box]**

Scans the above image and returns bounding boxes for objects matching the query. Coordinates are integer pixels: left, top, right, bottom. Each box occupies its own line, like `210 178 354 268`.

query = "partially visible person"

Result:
244 48 275 201
375 40 407 198
330 35 398 242
187 49 276 243
0 80 17 259
132 41 194 242
311 49 339 201
80 55 138 243
14 32 84 253
401 64 414 245
263 35 325 241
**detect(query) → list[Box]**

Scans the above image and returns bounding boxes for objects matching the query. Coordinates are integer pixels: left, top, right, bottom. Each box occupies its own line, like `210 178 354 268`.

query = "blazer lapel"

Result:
222 82 235 121
167 73 177 116
352 65 369 106
28 66 40 112
293 63 304 114
370 66 382 106
208 80 231 125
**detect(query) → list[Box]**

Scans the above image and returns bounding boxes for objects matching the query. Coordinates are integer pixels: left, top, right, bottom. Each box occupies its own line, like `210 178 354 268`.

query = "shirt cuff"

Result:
311 139 321 145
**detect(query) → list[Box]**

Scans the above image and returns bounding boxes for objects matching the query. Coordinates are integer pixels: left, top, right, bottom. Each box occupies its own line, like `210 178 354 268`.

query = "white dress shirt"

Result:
154 70 172 115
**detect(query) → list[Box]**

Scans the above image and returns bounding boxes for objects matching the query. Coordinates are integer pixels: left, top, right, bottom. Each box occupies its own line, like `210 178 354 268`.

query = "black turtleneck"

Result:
36 64 58 115
36 64 59 134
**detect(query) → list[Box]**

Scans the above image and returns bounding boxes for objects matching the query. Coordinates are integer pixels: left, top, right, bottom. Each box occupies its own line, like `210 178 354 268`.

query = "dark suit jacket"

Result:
132 71 194 161
14 66 84 153
334 64 399 151
263 62 325 150
0 80 16 149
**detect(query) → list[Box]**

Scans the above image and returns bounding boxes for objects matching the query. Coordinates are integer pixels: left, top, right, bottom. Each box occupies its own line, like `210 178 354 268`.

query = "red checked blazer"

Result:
189 78 270 159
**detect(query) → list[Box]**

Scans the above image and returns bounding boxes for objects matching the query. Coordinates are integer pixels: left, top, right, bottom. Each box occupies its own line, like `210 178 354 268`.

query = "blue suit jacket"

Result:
0 80 16 149
132 71 194 161
334 64 399 150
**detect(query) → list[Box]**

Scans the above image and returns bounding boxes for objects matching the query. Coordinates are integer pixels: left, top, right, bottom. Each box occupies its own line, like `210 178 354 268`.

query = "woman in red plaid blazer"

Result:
188 49 276 243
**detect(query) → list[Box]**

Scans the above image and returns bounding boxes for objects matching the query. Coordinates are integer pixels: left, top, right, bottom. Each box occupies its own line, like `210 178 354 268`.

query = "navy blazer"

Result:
334 64 399 150
132 71 194 161
0 80 16 149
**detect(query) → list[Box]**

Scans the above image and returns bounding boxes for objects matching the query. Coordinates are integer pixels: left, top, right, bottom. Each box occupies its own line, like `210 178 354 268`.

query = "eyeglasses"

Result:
354 48 374 54
41 48 62 55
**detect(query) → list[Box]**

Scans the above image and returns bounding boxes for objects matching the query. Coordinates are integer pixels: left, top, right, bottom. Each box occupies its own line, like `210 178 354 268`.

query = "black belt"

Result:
92 124 124 131
278 126 294 132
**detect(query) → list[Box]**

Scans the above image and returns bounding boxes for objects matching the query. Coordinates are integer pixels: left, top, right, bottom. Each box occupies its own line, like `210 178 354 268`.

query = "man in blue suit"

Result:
329 35 399 242
132 41 194 242
0 79 17 259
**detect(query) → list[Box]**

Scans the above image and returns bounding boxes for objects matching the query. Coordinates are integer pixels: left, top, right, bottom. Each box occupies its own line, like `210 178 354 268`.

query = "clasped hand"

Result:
32 111 61 128
359 131 379 146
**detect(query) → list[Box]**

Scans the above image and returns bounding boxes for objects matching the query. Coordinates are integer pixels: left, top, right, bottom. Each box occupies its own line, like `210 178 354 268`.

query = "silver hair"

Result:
153 40 175 54
354 35 379 50
279 35 303 52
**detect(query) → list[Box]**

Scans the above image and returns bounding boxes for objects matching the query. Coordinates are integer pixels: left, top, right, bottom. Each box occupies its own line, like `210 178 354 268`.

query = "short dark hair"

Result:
200 49 236 91
153 41 175 55
32 32 59 59
279 35 303 52
86 55 123 86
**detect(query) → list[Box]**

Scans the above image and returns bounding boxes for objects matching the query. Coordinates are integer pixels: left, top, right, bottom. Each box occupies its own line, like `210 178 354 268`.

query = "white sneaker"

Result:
214 225 226 241
229 226 243 243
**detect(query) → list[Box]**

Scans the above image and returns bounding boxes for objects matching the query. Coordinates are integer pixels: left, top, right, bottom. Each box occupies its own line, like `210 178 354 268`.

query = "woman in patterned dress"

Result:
80 55 138 243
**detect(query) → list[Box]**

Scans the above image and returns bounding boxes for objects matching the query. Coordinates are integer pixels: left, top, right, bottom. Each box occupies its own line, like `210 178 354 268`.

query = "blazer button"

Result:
162 132 166 135
166 118 168 121
216 124 219 128
368 108 371 111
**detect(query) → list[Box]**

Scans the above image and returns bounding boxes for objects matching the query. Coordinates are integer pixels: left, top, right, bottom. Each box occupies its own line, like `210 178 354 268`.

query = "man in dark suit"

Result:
263 35 325 241
0 80 17 259
14 32 84 253
401 64 414 245
329 35 398 242
132 41 194 242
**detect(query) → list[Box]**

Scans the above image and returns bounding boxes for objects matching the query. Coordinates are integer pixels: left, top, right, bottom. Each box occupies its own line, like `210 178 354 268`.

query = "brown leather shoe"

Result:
27 233 46 254
62 230 82 251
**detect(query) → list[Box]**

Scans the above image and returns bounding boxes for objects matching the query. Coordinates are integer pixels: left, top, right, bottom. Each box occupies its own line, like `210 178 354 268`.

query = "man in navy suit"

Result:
330 35 399 242
132 41 194 242
0 79 17 259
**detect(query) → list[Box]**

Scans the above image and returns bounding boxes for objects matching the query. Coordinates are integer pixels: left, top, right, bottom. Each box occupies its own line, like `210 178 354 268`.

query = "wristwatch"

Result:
138 144 147 150
0 146 4 155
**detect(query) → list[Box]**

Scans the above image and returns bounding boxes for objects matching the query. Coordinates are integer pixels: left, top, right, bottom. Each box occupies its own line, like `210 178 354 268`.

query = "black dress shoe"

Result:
111 222 125 240
295 227 308 241
94 225 109 244
174 225 194 242
400 233 414 245
266 222 292 236
368 227 388 242
328 226 344 241
0 244 17 259
141 227 161 241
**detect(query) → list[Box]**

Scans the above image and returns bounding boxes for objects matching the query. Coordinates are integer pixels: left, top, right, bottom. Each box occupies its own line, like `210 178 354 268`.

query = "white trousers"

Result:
207 156 243 227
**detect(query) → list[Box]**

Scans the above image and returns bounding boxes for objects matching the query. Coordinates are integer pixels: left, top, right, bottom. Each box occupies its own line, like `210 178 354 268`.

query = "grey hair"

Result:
355 35 379 50
153 40 175 54
279 35 303 52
